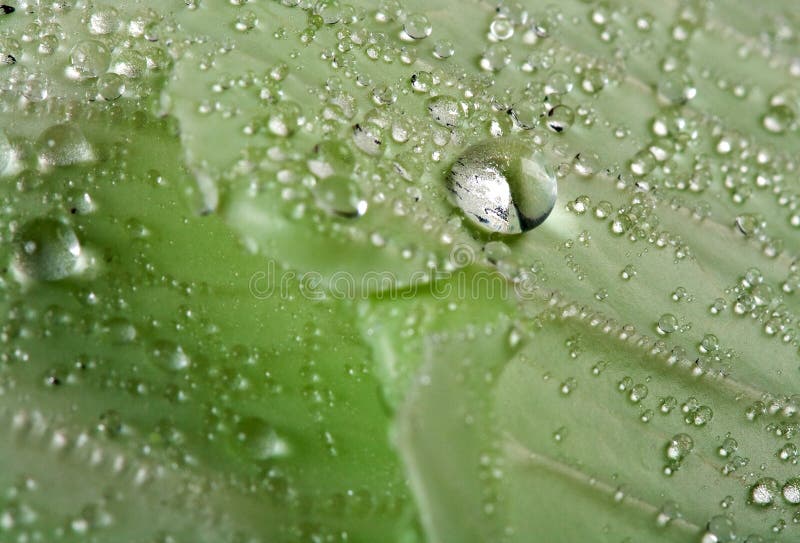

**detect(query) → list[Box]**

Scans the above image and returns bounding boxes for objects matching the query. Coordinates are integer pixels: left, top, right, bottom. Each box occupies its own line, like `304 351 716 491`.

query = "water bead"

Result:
37 124 95 170
762 104 795 134
97 73 125 101
782 478 800 504
665 433 693 462
313 175 368 218
427 95 465 128
546 105 574 133
750 478 779 506
69 40 110 79
480 43 511 72
657 313 678 334
14 218 82 281
235 417 291 460
446 138 557 235
403 14 432 40
489 17 515 41
433 40 455 59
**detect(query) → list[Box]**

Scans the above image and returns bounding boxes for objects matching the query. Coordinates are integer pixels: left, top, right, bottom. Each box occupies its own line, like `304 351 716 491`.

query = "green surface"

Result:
1 0 800 541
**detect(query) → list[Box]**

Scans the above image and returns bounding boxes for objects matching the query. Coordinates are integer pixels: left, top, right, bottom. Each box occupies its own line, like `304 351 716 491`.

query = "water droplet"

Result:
656 501 681 527
235 417 290 460
665 433 693 462
629 383 648 403
762 104 795 134
14 218 81 281
783 478 800 504
308 140 354 179
509 101 542 130
313 176 368 218
546 105 574 133
749 478 779 506
446 138 557 235
489 17 515 41
657 314 678 334
433 40 455 59
403 14 432 39
560 377 577 395
427 95 465 127
657 72 696 104
315 0 342 25
480 44 511 72
718 437 738 457
268 101 302 137
37 124 95 170
69 40 110 79
89 7 119 35
0 130 15 174
581 68 607 94
151 340 191 371
703 515 736 543
352 123 383 156
110 49 146 78
97 73 125 101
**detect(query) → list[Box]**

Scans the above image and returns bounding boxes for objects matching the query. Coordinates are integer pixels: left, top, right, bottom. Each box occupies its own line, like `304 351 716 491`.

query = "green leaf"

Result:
2 0 800 542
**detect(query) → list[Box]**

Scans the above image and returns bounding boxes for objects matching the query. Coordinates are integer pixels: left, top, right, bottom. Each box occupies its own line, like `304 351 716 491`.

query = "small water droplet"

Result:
665 433 693 462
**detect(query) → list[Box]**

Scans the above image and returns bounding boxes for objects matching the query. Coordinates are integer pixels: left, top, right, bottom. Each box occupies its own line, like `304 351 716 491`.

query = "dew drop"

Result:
546 105 574 133
14 218 82 282
352 123 383 156
762 104 795 134
433 40 455 59
313 175 368 218
782 478 800 504
480 43 511 72
37 124 95 170
657 314 678 335
446 138 557 235
703 515 736 543
69 40 110 79
665 433 693 462
151 340 191 372
97 73 125 101
403 14 432 39
427 95 465 128
489 17 515 41
235 417 291 460
749 478 779 506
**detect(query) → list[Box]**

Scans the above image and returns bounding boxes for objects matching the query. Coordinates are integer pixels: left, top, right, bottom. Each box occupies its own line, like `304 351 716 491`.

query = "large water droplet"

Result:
235 417 291 460
313 175 368 218
37 124 95 170
749 478 779 506
14 218 82 281
783 478 800 504
447 139 557 235
403 14 432 39
69 40 110 79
